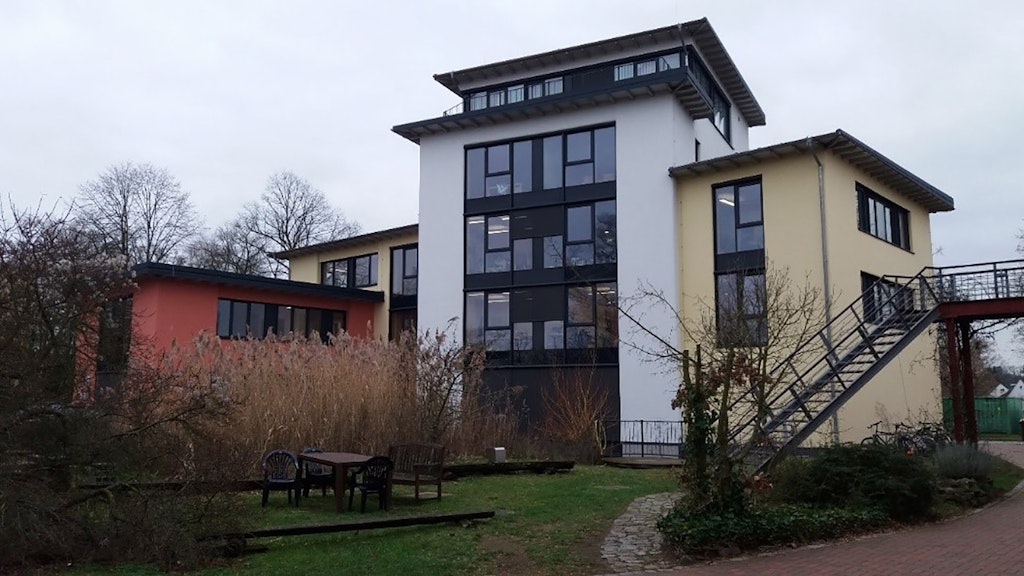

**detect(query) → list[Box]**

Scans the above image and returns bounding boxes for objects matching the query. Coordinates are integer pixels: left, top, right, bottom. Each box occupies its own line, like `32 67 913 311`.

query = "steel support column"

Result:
958 321 979 445
944 318 964 443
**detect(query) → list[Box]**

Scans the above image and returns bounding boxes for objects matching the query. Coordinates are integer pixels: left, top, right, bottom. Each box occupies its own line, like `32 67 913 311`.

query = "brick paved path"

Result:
616 442 1024 576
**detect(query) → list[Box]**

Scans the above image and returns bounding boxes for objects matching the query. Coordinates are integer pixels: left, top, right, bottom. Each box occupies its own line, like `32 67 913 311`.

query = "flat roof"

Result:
669 129 955 213
272 224 418 259
430 18 765 128
133 262 385 302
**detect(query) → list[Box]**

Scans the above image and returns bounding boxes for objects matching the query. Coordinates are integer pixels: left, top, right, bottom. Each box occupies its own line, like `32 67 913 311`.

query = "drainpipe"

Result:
808 137 840 445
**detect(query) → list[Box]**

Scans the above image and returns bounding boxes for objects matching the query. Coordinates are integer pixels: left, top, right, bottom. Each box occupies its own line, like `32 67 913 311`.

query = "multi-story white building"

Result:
283 19 955 455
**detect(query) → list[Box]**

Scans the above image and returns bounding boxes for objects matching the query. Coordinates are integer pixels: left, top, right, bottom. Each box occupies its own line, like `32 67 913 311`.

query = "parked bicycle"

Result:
861 421 947 456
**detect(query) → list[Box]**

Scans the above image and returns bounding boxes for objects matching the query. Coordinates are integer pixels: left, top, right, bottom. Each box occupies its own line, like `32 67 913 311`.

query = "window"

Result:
513 238 532 271
465 291 511 351
636 59 656 76
614 63 634 81
565 200 616 266
857 184 910 250
467 126 615 198
711 88 730 140
563 127 616 187
716 271 766 347
565 283 618 349
528 83 544 99
469 92 487 111
543 235 563 268
391 245 418 296
507 84 524 104
714 179 763 255
513 140 532 193
466 142 522 199
488 90 505 107
659 53 681 70
466 215 510 274
861 272 909 324
322 254 378 288
544 77 563 95
216 298 344 342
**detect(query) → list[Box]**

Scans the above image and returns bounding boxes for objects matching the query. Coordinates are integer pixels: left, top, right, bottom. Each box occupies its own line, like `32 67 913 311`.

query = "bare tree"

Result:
241 171 360 277
76 162 199 267
619 263 827 512
186 220 270 276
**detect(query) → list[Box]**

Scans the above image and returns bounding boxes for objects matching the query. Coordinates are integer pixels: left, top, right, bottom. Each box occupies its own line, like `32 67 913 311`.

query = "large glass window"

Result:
512 140 532 193
466 215 511 274
857 184 910 250
465 291 510 351
565 200 616 267
391 245 418 296
563 282 618 349
714 180 763 255
543 136 563 190
216 298 344 342
563 127 616 187
322 254 378 288
467 126 615 198
715 271 766 347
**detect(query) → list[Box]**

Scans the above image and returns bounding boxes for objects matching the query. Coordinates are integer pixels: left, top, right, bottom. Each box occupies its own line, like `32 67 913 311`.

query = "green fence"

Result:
942 397 1024 435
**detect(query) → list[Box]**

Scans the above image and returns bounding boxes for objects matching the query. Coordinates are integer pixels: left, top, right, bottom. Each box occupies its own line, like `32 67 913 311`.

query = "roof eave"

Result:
669 130 954 213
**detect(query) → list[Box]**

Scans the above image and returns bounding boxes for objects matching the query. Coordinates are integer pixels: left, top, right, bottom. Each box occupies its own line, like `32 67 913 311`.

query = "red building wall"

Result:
131 276 378 354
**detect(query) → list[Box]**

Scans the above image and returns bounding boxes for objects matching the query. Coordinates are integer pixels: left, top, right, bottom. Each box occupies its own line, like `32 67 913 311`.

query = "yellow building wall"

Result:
286 229 418 339
676 151 940 445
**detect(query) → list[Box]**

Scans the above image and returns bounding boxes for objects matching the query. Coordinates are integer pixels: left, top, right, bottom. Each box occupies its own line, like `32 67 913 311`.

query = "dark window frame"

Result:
712 176 764 257
857 183 911 250
714 269 767 348
464 290 511 351
321 253 379 288
215 297 345 342
464 123 616 200
390 244 418 296
466 213 511 274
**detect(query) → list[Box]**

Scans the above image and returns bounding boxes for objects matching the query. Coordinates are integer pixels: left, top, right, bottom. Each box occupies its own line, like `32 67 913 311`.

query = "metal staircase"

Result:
727 269 939 474
729 260 1024 474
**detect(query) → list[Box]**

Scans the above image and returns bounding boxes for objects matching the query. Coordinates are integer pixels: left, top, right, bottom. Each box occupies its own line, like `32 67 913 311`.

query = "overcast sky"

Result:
3 0 1023 361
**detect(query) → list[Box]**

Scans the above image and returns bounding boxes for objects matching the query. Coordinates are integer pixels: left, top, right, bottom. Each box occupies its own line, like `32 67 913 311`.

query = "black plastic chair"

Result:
301 447 335 497
261 449 300 507
348 455 393 512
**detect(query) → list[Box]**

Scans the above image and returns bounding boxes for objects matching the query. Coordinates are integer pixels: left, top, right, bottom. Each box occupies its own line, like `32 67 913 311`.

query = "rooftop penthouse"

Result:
392 18 766 143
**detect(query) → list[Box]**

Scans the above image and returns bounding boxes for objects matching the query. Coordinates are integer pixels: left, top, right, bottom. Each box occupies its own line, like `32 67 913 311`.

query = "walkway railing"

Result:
599 420 682 459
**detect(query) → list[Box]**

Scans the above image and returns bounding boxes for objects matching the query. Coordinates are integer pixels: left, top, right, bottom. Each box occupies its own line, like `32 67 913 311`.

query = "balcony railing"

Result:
439 51 689 119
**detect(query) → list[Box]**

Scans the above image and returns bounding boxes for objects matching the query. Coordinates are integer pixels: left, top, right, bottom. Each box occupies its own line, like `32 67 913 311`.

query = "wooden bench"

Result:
388 442 446 500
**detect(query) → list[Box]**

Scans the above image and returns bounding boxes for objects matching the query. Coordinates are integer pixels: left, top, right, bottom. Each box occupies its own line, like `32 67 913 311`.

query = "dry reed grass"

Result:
158 330 524 474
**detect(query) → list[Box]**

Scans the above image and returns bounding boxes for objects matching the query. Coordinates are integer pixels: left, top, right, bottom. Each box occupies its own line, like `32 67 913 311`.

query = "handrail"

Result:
726 258 1024 463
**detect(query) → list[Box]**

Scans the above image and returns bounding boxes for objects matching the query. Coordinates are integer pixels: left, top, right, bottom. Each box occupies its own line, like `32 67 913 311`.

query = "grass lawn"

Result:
73 465 680 576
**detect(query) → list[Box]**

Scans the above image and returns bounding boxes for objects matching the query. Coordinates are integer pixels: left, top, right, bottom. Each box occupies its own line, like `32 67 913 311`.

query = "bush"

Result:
934 444 997 482
769 444 938 521
658 502 886 557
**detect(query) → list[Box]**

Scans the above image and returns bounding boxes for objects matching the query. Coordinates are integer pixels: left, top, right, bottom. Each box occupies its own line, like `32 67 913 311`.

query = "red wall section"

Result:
131 277 379 355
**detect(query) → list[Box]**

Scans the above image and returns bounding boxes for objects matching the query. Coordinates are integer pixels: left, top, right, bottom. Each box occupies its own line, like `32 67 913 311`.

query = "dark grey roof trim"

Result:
429 18 764 128
272 224 419 259
132 263 385 302
669 130 955 213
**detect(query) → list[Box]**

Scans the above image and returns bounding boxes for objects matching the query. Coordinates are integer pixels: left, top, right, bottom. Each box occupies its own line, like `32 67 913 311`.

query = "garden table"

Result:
297 451 372 512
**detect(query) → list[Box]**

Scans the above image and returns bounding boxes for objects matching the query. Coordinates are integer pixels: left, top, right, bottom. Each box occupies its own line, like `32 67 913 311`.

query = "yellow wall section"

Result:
675 151 940 444
286 229 418 339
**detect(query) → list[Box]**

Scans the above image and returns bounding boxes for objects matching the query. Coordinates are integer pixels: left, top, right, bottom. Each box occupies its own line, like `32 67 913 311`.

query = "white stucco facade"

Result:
416 86 747 423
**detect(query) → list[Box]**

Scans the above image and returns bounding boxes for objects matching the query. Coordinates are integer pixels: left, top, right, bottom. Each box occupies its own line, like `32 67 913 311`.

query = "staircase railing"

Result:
726 258 1024 472
724 268 940 470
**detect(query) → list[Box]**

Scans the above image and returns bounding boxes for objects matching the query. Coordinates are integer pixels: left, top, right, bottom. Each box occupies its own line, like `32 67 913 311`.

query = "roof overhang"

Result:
272 224 418 259
132 263 385 302
669 130 955 213
398 18 764 144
